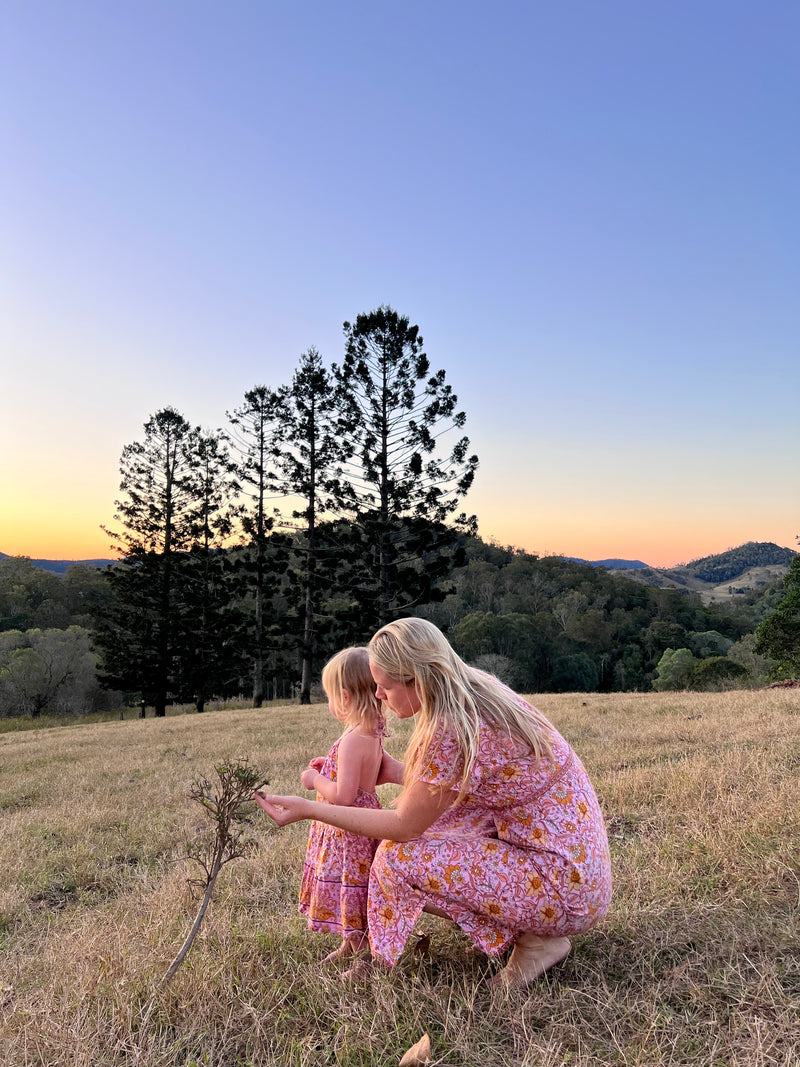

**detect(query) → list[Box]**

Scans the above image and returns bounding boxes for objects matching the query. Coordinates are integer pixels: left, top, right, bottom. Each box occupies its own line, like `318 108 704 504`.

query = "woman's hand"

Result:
254 792 312 827
300 768 318 791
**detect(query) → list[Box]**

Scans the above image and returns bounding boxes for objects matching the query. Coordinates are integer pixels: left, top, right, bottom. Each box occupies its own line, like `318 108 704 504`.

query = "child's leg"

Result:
322 931 370 963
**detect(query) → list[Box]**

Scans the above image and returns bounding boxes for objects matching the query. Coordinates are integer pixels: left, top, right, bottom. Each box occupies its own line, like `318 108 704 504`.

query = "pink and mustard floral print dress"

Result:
366 701 612 965
299 731 383 941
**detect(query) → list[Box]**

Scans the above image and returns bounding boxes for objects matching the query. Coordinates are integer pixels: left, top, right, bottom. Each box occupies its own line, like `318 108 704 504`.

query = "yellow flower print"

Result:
530 824 548 845
497 820 509 835
570 842 586 863
565 821 576 833
484 841 500 853
526 873 543 893
423 874 443 894
516 812 532 826
569 867 584 886
484 899 503 917
552 784 572 806
501 764 522 781
471 865 485 878
576 798 590 821
540 903 559 924
398 843 415 862
378 904 395 922
422 852 433 863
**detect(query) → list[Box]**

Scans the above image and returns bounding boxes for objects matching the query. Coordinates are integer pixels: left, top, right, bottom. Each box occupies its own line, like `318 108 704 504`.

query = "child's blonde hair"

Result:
321 646 385 734
368 617 553 797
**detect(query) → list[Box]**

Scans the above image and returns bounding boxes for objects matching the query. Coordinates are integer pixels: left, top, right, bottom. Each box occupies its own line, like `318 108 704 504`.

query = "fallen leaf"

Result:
413 933 431 957
399 1032 432 1066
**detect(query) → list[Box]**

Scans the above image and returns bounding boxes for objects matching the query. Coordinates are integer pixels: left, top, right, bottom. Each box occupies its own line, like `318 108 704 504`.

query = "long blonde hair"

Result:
368 618 553 796
321 646 385 735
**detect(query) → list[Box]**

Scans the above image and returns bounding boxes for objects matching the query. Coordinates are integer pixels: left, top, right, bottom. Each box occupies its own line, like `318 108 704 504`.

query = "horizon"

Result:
2 3 798 569
1 535 796 574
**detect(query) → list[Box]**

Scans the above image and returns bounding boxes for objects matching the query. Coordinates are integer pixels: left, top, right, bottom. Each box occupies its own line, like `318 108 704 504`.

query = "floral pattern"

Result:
367 700 612 965
299 733 382 940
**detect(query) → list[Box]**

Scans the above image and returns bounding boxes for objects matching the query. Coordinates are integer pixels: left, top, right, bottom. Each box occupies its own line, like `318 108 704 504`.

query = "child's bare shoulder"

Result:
340 726 381 754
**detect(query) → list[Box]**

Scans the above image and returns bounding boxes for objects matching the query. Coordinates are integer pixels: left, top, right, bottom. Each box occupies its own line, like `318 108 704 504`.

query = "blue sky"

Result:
2 1 798 565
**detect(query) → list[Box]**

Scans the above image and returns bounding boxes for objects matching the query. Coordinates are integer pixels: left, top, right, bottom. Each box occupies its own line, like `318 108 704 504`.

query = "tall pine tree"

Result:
227 387 289 706
334 306 479 629
100 408 196 716
270 347 352 703
179 428 243 712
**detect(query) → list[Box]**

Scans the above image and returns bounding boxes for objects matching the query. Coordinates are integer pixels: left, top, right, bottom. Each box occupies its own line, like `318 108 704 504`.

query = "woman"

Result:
255 618 612 986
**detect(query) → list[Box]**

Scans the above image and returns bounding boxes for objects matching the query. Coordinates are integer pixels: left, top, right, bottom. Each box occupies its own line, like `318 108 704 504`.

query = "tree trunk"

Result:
252 544 264 707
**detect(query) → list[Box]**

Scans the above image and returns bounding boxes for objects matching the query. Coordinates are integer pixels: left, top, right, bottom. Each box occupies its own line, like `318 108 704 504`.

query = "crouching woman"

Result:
256 617 612 986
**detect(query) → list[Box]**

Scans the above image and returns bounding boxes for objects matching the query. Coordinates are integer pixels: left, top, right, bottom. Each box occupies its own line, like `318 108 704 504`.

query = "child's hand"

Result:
300 768 318 790
308 757 325 772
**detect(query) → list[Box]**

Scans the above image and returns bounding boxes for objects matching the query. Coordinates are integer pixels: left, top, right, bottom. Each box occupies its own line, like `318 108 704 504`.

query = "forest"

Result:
1 307 796 718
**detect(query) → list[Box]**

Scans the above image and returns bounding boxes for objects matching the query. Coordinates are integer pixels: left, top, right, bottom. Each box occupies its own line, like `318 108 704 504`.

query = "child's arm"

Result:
300 731 375 806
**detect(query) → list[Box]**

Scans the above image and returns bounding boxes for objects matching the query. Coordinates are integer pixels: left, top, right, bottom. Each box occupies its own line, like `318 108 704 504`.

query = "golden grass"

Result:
1 690 798 1066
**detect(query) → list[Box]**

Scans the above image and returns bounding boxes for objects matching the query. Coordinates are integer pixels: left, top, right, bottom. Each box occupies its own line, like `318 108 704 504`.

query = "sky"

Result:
2 1 798 568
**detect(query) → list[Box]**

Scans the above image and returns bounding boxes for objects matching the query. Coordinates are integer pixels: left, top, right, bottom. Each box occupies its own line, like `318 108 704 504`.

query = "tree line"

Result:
2 534 795 720
97 307 478 714
2 302 796 718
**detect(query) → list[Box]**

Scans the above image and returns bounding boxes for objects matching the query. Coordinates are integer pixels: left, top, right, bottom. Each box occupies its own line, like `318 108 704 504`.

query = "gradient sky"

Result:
2 1 798 567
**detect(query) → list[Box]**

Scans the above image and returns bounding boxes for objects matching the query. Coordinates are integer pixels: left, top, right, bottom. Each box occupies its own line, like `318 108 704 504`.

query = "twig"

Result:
162 759 268 985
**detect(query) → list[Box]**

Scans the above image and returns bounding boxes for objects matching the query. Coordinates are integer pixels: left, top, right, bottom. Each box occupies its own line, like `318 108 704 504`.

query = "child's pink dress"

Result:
299 730 383 940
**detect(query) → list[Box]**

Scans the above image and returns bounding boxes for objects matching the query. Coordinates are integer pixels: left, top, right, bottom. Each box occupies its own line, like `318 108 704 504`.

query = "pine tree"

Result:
100 408 196 716
334 306 478 628
179 428 243 712
227 387 289 706
270 347 352 703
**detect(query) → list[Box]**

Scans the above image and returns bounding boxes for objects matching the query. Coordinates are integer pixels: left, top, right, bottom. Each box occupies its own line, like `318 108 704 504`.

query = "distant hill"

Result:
615 541 797 605
0 552 115 575
567 557 650 570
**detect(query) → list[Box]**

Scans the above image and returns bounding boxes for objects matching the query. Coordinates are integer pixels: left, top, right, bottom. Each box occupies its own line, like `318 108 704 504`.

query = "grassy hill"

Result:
617 541 796 605
1 690 797 1066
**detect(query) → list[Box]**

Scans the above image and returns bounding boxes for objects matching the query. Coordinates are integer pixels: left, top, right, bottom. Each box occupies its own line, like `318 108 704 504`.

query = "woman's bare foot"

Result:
489 933 571 989
322 935 369 964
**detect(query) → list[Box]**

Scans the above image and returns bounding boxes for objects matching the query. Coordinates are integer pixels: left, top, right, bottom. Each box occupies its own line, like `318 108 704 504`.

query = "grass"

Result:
0 689 798 1065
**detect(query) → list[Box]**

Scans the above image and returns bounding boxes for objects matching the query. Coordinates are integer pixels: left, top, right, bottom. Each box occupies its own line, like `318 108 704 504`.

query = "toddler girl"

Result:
298 646 386 962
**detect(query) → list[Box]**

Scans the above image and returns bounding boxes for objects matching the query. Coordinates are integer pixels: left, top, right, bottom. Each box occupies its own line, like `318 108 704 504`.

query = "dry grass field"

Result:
1 689 798 1066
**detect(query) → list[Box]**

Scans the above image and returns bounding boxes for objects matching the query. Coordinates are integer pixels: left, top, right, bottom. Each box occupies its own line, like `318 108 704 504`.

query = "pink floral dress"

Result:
366 704 612 965
299 731 383 941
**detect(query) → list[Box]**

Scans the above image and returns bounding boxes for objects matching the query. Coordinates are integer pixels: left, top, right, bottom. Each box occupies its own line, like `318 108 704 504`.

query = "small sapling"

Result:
162 759 268 985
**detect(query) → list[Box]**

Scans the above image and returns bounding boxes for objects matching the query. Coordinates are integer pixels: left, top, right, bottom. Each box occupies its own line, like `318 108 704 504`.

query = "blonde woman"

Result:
256 618 612 986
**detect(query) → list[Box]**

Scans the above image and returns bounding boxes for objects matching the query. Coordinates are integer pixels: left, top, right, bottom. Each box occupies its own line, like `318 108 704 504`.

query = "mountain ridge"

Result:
0 552 115 574
610 541 797 605
2 540 795 591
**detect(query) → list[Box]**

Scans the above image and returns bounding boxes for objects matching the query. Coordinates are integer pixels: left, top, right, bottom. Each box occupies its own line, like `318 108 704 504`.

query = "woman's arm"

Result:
255 776 455 842
376 750 405 786
300 731 373 806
